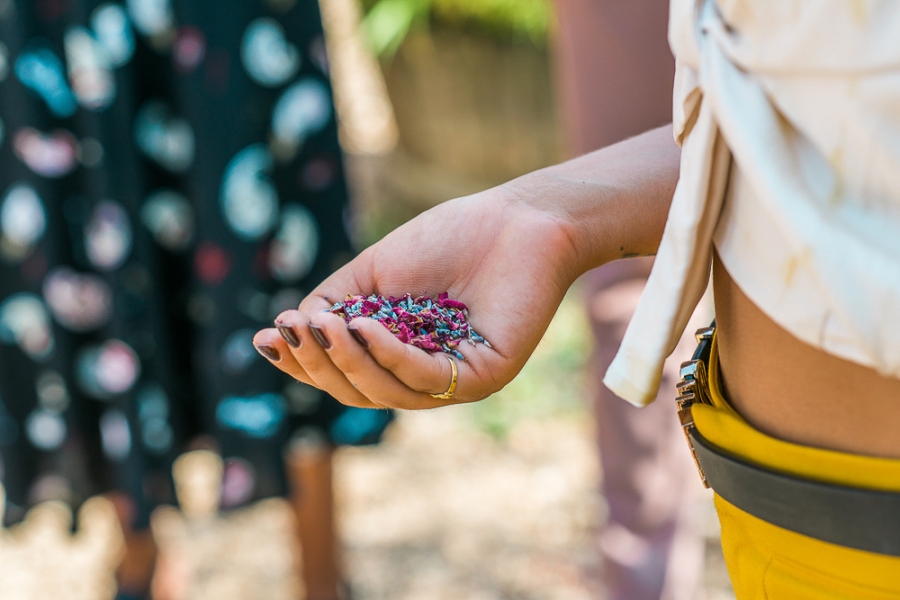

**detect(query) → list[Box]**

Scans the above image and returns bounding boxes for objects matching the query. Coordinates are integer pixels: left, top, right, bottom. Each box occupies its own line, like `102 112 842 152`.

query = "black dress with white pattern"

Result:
0 0 390 527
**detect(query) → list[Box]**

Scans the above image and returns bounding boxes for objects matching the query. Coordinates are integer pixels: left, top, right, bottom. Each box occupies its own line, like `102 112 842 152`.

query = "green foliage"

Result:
362 0 430 58
431 0 551 43
360 0 552 56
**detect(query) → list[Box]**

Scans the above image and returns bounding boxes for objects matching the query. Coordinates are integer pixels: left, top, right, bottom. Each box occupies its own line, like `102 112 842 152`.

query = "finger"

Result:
273 310 384 409
346 317 461 395
255 327 380 409
253 328 314 385
310 312 470 410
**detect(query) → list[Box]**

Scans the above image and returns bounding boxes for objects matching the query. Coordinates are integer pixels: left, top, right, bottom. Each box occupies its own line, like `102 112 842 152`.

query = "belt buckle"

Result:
676 325 715 488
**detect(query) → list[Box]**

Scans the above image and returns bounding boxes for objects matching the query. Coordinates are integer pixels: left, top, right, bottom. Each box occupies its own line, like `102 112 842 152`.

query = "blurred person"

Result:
0 1 390 598
552 1 707 598
255 1 900 597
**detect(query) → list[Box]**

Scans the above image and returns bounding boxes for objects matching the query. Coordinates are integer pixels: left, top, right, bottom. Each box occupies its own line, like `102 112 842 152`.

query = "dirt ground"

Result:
145 290 737 600
335 407 737 600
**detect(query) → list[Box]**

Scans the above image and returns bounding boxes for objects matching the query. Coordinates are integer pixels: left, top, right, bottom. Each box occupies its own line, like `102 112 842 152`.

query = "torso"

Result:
713 251 900 458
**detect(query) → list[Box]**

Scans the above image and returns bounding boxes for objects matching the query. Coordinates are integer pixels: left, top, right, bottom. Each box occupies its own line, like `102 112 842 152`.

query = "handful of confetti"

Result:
329 292 490 360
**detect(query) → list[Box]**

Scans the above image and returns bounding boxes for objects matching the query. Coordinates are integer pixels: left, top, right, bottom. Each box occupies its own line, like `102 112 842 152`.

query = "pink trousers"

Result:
586 262 708 600
553 1 708 598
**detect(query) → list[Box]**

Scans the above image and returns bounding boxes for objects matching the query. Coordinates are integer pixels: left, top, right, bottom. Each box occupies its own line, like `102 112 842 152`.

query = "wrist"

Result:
494 170 617 282
485 175 591 289
497 126 680 277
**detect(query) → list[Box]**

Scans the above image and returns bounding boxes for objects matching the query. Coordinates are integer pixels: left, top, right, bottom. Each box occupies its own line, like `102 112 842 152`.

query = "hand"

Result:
253 126 681 409
253 187 581 410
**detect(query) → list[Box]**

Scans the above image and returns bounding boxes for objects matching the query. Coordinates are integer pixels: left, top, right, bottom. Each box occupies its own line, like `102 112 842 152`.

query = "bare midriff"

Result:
713 251 900 459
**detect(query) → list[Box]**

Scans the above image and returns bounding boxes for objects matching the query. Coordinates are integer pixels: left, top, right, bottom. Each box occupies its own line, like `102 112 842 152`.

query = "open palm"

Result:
253 188 581 410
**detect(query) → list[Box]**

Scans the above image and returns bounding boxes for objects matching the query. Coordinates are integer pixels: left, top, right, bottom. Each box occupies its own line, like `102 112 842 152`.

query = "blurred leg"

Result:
553 0 706 597
117 531 157 599
107 492 157 599
286 443 343 600
553 0 674 156
588 261 707 600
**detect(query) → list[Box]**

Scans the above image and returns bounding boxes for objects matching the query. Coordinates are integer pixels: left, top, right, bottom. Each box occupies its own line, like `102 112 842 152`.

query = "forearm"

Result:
499 124 680 280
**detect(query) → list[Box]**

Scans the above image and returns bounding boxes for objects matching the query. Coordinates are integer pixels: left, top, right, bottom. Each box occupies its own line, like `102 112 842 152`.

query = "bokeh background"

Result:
0 0 737 598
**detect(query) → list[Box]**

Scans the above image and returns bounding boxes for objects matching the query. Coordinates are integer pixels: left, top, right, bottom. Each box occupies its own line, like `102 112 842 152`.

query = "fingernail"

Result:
348 327 369 348
255 344 281 362
308 323 332 350
275 320 301 348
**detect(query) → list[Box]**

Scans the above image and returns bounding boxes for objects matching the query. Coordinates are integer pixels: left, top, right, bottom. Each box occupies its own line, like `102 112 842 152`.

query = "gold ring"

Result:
430 356 458 400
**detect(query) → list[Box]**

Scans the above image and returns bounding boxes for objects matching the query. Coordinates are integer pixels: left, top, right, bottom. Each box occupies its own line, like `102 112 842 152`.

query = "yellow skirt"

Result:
693 339 900 599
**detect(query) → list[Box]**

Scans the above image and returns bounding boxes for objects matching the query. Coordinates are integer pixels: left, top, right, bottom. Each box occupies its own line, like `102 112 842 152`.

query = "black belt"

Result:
677 324 900 557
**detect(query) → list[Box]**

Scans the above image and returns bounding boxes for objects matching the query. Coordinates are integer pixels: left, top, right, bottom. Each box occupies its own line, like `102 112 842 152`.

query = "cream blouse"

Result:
604 0 900 407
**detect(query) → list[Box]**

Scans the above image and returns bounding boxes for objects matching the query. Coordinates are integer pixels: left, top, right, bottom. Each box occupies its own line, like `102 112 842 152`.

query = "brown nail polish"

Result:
275 320 301 348
255 344 281 362
348 327 369 348
308 323 332 349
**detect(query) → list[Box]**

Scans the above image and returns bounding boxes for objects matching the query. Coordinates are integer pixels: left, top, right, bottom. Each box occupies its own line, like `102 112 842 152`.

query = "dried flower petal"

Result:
329 292 488 359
